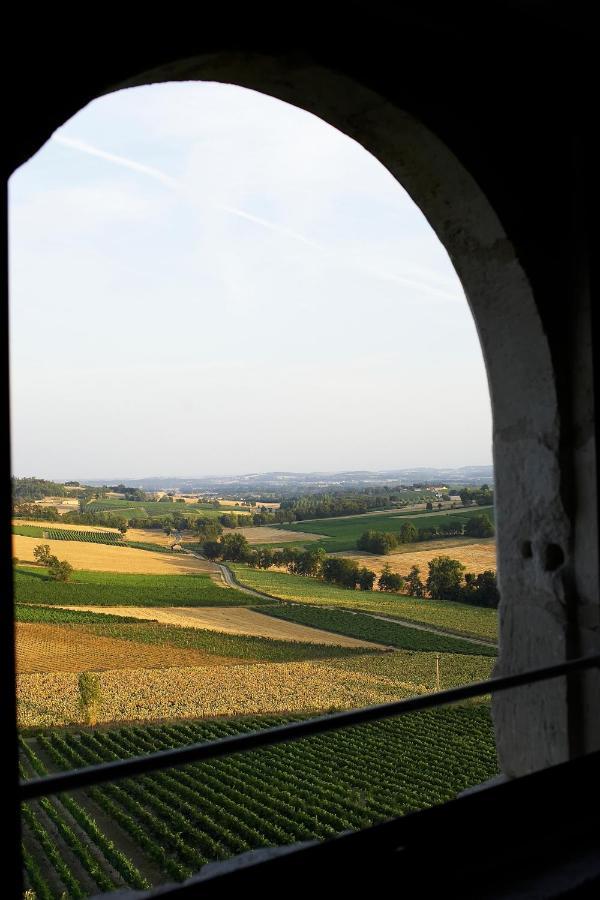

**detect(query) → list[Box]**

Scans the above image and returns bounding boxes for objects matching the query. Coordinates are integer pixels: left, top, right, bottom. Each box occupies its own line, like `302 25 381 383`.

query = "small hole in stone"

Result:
543 543 564 571
521 540 533 559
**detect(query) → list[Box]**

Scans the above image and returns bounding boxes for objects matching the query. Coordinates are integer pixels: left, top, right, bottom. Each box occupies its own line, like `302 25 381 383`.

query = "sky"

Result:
9 82 493 480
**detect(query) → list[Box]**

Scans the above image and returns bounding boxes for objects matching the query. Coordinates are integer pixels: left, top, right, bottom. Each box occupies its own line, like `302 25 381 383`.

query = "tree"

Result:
356 530 397 554
378 564 404 593
464 513 495 538
296 547 326 577
219 532 251 562
48 557 73 581
321 557 360 589
33 544 52 566
399 522 417 544
78 672 102 726
426 556 466 601
405 565 425 598
118 522 128 536
202 540 222 560
358 567 376 591
463 569 499 607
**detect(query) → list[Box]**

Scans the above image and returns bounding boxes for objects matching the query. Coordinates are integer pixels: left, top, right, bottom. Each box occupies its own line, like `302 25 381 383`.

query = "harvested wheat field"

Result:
126 527 197 546
17 660 415 727
237 525 327 545
344 541 497 579
54 604 383 649
12 534 217 575
15 622 249 673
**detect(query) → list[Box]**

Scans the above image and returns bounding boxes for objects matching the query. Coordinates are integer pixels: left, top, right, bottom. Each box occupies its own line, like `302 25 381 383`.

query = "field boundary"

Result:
217 559 497 650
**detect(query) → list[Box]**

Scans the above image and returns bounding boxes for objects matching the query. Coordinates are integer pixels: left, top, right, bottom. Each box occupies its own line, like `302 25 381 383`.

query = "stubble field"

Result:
341 539 497 577
13 535 216 575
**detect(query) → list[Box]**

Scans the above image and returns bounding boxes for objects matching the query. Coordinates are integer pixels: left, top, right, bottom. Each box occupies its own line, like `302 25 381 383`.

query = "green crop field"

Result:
20 706 497 894
85 500 249 521
14 566 261 607
13 525 123 545
229 565 498 641
277 505 495 552
261 604 497 656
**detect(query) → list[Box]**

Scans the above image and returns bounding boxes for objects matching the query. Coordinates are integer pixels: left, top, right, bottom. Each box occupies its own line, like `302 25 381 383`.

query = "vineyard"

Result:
262 603 497 656
14 567 255 606
20 706 498 896
85 500 250 521
13 525 123 546
229 564 499 641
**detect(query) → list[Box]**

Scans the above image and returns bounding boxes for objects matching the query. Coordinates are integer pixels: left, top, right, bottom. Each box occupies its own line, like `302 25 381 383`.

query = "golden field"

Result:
125 527 197 546
15 623 249 673
12 534 217 575
53 605 383 649
16 660 418 727
237 525 326 545
339 540 497 579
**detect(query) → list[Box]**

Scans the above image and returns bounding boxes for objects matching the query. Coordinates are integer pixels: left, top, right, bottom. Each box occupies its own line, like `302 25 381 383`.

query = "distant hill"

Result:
81 466 494 493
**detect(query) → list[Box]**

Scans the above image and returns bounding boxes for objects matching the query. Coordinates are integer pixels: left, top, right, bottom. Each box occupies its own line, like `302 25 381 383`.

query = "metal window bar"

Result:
19 652 600 801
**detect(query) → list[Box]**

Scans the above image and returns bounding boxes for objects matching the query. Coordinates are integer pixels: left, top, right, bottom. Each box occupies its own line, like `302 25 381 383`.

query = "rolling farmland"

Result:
20 706 498 894
343 539 497 577
261 604 497 656
14 567 256 606
277 506 495 552
229 565 498 641
12 536 215 575
85 500 251 520
47 604 383 649
16 494 499 895
13 525 123 545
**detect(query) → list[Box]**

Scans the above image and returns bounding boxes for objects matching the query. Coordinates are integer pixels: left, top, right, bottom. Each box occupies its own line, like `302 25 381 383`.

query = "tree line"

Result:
198 533 499 608
357 514 494 554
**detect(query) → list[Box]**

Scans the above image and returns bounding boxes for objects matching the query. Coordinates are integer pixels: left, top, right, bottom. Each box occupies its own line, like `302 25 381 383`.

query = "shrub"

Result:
78 672 102 726
48 557 73 582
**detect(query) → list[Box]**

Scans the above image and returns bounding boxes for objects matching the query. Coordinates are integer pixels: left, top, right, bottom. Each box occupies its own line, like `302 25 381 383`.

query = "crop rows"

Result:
13 525 123 545
230 564 498 640
261 603 497 656
21 707 497 894
14 567 255 606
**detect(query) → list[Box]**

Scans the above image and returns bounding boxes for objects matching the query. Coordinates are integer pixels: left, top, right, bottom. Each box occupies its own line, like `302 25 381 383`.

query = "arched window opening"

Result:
7 51 598 899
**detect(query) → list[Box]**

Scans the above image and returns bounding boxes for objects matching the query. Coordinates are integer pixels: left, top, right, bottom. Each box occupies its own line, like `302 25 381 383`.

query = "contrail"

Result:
219 204 323 250
51 134 179 189
51 133 462 301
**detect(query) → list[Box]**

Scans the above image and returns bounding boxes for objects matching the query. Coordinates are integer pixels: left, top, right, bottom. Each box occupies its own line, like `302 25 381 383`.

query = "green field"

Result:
85 500 250 521
13 525 122 545
14 566 260 607
277 506 495 552
261 604 496 656
15 604 362 662
20 706 497 893
229 565 498 641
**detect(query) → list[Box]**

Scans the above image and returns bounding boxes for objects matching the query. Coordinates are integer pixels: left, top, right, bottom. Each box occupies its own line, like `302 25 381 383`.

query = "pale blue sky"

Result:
9 82 492 479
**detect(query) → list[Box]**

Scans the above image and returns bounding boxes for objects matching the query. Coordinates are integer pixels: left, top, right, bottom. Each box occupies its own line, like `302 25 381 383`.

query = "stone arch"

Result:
13 50 596 777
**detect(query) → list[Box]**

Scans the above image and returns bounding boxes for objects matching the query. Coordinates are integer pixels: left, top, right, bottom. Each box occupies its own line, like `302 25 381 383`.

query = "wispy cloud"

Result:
51 134 179 189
